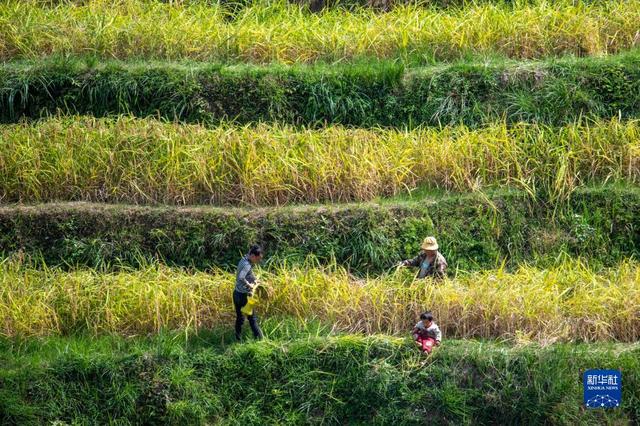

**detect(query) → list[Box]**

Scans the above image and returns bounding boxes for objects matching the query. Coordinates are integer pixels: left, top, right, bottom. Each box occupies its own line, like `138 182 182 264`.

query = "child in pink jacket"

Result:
412 311 442 354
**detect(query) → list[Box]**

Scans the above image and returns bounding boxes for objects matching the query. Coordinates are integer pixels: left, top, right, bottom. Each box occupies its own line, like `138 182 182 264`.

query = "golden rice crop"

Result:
1 116 638 204
1 258 638 341
1 0 639 62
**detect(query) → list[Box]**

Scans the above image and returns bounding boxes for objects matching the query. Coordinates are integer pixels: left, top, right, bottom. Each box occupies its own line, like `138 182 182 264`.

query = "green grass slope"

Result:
1 332 638 424
2 53 640 126
2 186 638 272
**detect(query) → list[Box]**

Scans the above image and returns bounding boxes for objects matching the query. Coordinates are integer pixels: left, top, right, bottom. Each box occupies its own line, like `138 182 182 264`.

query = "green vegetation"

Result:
1 116 638 205
2 186 638 271
1 259 638 341
2 0 639 63
2 0 639 422
29 0 615 14
3 54 640 126
1 332 638 424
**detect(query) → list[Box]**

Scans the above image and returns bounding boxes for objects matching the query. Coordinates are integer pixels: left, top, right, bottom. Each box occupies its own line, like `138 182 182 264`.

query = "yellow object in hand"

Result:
241 294 259 316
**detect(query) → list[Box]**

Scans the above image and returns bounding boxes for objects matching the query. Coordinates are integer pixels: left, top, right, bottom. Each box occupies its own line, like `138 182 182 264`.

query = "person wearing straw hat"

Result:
399 236 448 280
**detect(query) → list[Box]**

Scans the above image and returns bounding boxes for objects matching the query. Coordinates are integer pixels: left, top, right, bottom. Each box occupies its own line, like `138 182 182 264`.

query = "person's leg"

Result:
423 337 435 354
420 337 429 353
233 291 246 341
247 312 263 340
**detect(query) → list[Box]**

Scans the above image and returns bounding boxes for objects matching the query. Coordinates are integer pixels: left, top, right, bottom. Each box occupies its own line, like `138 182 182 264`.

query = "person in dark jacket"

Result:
400 236 447 279
233 245 264 341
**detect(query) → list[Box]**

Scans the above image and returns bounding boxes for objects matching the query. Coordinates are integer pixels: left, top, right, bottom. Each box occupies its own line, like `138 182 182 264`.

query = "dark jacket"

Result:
403 251 447 279
235 255 256 293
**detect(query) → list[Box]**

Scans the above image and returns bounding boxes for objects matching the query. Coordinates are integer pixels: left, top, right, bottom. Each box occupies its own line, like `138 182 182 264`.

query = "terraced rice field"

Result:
0 0 638 424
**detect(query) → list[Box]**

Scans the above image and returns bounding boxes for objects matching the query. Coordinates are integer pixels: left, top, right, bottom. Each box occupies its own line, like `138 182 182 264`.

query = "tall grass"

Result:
1 258 638 341
1 116 638 204
1 0 639 63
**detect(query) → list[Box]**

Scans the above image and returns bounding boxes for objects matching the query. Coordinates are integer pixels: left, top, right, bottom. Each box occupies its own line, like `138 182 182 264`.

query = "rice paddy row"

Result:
27 0 617 14
1 116 638 205
2 0 640 63
1 259 638 341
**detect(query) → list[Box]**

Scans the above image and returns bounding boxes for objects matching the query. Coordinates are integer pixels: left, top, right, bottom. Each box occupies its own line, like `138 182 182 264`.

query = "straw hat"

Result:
421 236 439 251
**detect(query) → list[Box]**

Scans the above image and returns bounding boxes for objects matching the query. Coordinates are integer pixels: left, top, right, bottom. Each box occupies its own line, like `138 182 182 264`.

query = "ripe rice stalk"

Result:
1 0 639 62
0 257 638 341
0 116 638 205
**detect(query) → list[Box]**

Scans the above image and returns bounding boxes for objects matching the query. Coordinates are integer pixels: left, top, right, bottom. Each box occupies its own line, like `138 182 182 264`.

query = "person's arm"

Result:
433 324 442 344
402 254 421 268
411 326 421 344
245 269 258 293
237 263 256 292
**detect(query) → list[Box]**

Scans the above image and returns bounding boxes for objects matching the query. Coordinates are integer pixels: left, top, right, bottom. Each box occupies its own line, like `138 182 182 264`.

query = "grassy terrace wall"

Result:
1 335 638 424
2 53 640 126
1 186 638 271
